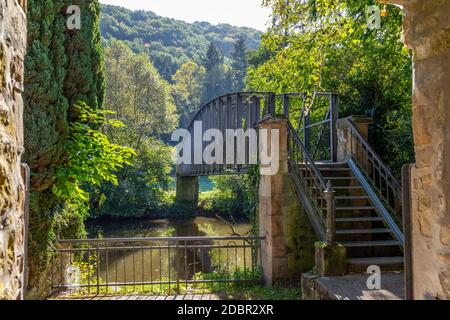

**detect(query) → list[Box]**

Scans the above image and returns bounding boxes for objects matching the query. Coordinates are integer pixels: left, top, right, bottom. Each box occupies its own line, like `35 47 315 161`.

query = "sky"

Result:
100 0 272 31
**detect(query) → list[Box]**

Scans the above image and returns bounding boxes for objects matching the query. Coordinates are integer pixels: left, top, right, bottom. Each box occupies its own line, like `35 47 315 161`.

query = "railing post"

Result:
304 112 311 153
282 94 289 117
324 180 336 243
330 94 339 162
268 92 276 116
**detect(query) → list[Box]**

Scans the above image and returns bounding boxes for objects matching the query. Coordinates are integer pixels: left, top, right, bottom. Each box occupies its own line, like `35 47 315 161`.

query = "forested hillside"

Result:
100 4 262 80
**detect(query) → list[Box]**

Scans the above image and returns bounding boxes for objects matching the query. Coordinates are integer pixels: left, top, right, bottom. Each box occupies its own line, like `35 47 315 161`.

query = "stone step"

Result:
336 217 384 223
318 167 351 171
335 206 377 211
341 240 400 248
336 228 391 235
335 196 370 200
332 186 364 190
323 176 358 180
347 257 404 272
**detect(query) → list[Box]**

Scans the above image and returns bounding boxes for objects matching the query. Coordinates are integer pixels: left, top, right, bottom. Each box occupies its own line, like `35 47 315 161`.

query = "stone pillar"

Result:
380 0 450 300
0 0 27 300
336 115 373 162
175 174 199 207
257 117 316 287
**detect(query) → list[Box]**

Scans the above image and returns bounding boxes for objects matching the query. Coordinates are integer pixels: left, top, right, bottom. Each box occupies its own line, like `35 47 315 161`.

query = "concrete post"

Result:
175 173 199 207
379 0 450 300
257 116 316 287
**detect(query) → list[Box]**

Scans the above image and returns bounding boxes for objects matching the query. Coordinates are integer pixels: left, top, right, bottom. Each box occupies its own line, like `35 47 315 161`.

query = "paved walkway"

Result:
315 272 404 300
56 293 225 300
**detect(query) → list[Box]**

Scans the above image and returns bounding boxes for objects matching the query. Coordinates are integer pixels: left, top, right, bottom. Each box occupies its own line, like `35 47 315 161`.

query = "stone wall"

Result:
258 117 316 287
381 0 450 300
0 0 27 300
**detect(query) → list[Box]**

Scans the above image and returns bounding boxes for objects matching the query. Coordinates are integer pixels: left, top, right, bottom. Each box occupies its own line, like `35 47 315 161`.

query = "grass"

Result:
55 269 301 300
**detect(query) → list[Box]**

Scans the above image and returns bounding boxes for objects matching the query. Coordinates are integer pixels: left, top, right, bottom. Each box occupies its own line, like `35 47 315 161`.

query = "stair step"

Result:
323 177 357 180
332 186 363 190
335 196 370 200
336 217 384 222
318 167 351 171
347 256 404 265
336 228 391 235
341 240 400 247
336 206 377 211
347 257 404 272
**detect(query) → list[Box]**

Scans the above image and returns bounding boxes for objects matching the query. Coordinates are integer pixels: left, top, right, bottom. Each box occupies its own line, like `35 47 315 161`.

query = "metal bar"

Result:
52 278 260 289
300 118 331 129
348 159 404 245
304 112 311 153
282 94 289 116
87 242 90 295
268 92 276 116
105 243 109 294
176 240 180 292
53 236 263 293
141 243 144 292
96 242 100 294
59 236 264 243
324 181 336 243
330 94 339 162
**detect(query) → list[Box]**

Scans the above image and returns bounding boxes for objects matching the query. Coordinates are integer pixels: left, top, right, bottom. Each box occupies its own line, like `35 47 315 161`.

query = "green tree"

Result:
24 0 106 294
172 61 206 127
230 36 248 91
103 41 178 146
94 41 178 217
201 43 228 103
247 0 413 173
100 4 262 81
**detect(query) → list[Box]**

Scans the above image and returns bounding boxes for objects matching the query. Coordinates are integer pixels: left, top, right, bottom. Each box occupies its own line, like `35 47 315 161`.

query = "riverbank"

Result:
85 214 252 239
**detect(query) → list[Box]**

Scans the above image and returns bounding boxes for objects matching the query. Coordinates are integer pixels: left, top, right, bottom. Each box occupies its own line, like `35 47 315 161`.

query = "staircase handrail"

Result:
345 118 403 226
287 121 336 241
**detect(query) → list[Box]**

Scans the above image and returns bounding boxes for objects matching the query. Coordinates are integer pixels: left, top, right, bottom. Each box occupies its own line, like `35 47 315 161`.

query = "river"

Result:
86 216 251 238
81 216 254 289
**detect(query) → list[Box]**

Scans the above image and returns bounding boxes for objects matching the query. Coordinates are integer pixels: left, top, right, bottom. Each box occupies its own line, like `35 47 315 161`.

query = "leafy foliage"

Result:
92 41 178 217
53 102 135 204
103 40 178 142
200 166 260 224
230 36 249 91
24 0 106 294
171 61 206 127
90 138 173 217
247 0 414 173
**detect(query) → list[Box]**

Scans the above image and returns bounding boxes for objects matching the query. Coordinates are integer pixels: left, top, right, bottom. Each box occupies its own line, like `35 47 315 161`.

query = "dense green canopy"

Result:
24 0 106 294
100 4 262 81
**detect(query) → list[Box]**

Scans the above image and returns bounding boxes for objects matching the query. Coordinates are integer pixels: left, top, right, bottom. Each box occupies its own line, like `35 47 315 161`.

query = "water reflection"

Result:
84 217 253 287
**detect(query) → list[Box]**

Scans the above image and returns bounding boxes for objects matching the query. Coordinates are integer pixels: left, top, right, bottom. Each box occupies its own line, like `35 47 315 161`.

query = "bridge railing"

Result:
179 92 277 176
50 236 263 296
345 118 403 227
287 121 335 241
280 92 339 162
178 91 339 176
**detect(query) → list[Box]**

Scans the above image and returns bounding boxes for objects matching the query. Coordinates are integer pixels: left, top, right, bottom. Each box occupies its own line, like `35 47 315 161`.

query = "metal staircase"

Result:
316 162 404 272
287 117 405 274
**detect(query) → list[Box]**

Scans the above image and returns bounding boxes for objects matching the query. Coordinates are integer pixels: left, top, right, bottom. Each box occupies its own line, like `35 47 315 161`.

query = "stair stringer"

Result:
347 159 405 247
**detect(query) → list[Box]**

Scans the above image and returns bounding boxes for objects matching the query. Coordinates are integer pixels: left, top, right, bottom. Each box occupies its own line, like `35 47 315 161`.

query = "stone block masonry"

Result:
380 0 450 300
258 117 317 287
0 0 27 300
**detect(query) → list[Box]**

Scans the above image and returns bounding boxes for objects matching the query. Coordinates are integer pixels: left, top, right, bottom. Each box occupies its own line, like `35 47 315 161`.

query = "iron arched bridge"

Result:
176 91 339 177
